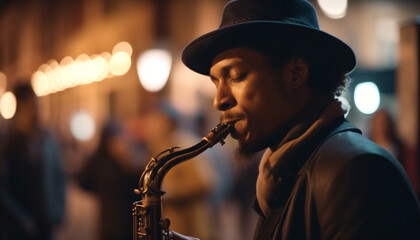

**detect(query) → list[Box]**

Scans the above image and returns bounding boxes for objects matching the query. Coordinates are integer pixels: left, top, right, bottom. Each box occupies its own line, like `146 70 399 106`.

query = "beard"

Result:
235 141 258 160
233 139 264 167
233 125 286 167
232 141 264 172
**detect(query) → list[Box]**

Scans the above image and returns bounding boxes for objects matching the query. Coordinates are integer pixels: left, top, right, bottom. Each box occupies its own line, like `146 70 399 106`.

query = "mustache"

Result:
220 112 244 123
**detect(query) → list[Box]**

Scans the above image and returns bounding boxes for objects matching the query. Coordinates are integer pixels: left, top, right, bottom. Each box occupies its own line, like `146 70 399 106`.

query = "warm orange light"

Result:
110 51 132 76
0 91 16 119
92 55 109 81
32 71 49 96
101 52 114 78
113 41 133 56
32 41 134 96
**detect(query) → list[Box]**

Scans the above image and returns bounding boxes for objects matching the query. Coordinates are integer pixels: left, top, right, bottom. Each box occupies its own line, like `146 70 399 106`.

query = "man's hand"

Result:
170 231 200 240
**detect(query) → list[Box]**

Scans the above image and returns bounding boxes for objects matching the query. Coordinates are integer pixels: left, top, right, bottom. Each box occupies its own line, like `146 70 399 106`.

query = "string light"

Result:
31 41 133 96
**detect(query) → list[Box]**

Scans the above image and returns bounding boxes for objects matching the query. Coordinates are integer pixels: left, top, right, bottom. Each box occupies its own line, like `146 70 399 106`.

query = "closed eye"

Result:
230 73 248 82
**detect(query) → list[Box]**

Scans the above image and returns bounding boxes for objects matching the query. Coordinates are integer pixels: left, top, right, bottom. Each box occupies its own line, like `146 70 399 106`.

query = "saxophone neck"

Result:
138 140 209 200
136 122 233 202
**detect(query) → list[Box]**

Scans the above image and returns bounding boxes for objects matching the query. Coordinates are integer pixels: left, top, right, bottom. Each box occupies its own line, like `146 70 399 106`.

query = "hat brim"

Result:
182 21 357 76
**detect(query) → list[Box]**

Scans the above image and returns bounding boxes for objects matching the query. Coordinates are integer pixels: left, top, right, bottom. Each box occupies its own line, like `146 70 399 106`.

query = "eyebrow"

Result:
210 66 230 81
210 60 244 80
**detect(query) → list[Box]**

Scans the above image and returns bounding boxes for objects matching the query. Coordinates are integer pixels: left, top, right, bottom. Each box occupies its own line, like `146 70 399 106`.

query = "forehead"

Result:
210 47 269 75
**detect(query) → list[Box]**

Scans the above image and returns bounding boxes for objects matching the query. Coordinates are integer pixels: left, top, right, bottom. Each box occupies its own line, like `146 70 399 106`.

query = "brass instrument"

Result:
133 122 233 240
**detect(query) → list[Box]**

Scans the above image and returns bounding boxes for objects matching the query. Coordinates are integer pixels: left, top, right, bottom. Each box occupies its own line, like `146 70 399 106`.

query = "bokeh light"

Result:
32 71 49 96
112 41 133 56
354 81 381 115
136 49 172 92
92 54 109 81
318 0 347 19
31 42 132 96
70 110 95 141
110 51 132 76
0 91 16 119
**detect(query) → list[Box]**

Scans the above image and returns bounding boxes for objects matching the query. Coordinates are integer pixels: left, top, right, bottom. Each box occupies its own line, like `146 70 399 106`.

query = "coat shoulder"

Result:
309 123 401 174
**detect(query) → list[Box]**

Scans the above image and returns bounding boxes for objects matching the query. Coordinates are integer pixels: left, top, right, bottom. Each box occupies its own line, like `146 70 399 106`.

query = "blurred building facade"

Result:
1 0 420 153
0 0 227 155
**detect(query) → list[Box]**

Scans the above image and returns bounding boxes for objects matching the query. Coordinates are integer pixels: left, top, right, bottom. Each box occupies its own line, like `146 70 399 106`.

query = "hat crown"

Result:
182 0 356 75
219 0 319 29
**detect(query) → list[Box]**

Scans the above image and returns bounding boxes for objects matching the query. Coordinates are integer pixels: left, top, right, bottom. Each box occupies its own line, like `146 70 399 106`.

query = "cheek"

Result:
237 87 261 115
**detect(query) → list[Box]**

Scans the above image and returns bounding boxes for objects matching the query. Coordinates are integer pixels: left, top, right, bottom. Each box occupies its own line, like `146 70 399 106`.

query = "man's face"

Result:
210 47 301 156
15 96 39 134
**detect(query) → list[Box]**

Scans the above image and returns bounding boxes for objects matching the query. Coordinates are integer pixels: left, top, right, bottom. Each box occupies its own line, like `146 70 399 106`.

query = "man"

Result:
0 82 66 240
175 0 420 239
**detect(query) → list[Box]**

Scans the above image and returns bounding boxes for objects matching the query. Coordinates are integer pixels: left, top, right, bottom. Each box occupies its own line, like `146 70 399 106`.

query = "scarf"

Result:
256 99 347 217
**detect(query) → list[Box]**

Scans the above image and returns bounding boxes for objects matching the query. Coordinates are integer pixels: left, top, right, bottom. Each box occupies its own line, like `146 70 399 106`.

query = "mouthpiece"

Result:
203 122 233 147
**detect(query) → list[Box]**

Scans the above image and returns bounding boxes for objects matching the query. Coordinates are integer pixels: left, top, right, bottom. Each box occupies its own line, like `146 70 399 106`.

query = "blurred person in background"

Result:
369 108 420 198
369 109 404 162
0 82 66 240
144 101 221 240
77 119 141 240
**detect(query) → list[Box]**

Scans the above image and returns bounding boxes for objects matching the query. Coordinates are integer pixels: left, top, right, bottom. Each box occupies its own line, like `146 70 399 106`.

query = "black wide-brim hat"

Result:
182 0 357 76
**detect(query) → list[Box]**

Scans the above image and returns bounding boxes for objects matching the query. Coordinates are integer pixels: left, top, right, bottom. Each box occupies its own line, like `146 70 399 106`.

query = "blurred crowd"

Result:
0 82 418 240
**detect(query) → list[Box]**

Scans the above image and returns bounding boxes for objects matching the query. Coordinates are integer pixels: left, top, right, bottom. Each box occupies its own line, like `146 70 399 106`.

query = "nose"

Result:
213 82 236 111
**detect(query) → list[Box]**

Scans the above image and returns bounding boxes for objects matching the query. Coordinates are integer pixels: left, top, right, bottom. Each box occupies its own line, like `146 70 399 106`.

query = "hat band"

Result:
221 16 318 30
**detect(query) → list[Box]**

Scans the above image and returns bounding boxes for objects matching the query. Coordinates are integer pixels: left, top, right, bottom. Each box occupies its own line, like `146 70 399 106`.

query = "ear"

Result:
284 56 309 89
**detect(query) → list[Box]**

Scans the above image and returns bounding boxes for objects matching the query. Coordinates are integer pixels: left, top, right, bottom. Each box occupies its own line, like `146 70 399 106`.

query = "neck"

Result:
269 95 335 151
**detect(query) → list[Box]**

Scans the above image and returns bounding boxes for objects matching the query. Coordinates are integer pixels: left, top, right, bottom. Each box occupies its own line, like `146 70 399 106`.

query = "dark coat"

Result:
254 121 420 240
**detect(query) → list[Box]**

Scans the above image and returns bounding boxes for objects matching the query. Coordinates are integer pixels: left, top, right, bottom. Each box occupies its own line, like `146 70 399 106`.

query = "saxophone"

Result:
133 122 233 240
